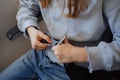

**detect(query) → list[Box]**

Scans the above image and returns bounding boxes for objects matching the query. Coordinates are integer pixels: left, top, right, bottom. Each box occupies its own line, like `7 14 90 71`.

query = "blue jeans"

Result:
0 49 70 80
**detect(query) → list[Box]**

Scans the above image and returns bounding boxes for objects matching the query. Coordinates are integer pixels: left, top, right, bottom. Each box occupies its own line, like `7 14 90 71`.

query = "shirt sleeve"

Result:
16 0 41 37
86 0 120 73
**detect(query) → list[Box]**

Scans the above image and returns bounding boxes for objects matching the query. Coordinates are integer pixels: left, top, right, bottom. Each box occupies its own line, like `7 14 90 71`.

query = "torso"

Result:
39 0 106 42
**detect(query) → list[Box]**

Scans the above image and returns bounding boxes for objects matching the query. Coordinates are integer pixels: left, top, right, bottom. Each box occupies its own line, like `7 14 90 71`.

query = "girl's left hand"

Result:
52 40 78 63
52 38 87 63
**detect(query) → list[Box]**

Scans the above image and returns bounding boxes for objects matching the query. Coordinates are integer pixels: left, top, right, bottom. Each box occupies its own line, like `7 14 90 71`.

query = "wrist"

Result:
72 47 88 62
27 26 36 35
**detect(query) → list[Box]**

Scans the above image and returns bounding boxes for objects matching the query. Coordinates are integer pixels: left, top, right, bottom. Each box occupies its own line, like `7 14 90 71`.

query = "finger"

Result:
52 46 56 51
37 42 48 48
55 53 65 63
63 37 68 43
35 46 46 50
33 44 48 50
31 41 48 49
39 33 52 44
57 55 63 61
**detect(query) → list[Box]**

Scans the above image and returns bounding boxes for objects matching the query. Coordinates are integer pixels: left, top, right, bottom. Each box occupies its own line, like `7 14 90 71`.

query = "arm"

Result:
16 0 40 37
86 0 120 72
17 0 51 49
52 0 120 73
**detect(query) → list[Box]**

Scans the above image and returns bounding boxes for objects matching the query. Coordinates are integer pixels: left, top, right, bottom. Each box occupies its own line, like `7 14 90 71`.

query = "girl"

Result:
0 0 120 80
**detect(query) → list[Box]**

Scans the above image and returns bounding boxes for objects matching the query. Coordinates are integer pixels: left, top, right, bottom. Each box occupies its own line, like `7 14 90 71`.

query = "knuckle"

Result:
45 36 50 40
32 45 36 49
55 51 59 55
32 44 37 49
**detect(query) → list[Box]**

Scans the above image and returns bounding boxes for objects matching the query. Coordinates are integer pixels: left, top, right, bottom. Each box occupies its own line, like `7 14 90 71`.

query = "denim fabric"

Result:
0 49 70 80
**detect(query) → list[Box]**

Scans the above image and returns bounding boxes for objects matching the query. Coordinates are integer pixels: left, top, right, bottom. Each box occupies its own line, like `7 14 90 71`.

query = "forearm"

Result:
16 0 40 34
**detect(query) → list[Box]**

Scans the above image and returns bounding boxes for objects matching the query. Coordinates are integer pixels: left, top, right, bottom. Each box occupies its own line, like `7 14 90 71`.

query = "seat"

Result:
6 12 43 40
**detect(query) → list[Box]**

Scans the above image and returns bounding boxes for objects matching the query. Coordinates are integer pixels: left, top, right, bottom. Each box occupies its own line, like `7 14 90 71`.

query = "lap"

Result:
0 49 70 80
66 63 120 80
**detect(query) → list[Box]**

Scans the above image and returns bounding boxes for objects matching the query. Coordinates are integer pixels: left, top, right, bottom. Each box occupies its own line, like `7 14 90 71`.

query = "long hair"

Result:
40 0 89 18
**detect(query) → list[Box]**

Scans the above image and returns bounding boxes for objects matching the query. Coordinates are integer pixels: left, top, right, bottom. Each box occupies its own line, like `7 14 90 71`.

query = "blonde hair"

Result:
40 0 89 18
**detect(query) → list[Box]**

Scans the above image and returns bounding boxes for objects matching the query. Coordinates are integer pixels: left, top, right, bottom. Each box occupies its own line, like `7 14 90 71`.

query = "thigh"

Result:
66 63 120 80
65 63 90 80
35 49 70 80
91 70 120 80
0 49 70 80
0 49 38 80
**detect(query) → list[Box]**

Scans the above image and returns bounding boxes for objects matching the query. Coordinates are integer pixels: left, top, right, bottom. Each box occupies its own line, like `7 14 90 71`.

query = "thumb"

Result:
63 37 69 43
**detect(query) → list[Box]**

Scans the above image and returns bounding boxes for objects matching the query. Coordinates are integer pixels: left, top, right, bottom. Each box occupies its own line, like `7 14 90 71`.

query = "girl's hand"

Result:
27 26 51 50
52 38 88 63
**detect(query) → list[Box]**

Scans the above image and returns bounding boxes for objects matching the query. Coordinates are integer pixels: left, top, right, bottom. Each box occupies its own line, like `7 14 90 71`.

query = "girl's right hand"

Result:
27 26 52 50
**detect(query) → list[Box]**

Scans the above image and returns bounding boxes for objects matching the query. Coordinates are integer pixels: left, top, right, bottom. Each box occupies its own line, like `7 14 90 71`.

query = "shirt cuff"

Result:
21 19 40 38
85 42 106 73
